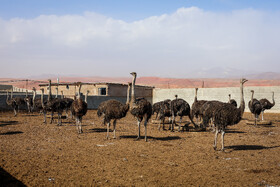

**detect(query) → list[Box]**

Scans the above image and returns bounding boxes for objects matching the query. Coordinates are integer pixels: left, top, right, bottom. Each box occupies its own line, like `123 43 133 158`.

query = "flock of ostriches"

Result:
5 73 276 151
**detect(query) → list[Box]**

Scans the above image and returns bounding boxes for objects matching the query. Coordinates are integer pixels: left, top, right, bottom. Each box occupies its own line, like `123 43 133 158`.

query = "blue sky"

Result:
0 0 280 78
1 0 280 21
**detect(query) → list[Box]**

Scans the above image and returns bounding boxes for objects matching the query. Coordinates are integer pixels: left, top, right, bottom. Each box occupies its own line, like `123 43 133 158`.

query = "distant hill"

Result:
1 72 280 91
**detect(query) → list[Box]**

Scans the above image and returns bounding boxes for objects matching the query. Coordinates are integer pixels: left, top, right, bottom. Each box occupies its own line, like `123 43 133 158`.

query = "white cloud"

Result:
0 7 279 78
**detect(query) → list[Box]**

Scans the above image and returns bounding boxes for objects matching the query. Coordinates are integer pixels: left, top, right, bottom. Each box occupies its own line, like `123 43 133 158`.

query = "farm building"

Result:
0 84 13 92
38 82 154 109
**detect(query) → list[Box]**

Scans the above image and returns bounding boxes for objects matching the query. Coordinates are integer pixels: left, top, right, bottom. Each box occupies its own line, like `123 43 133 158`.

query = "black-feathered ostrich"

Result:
6 91 17 116
259 92 275 121
130 72 152 142
200 100 224 129
152 101 165 120
170 95 198 132
191 88 207 123
97 83 131 139
248 90 262 125
158 99 172 130
213 78 248 151
228 94 237 107
71 82 88 133
61 90 74 119
42 80 67 125
32 88 45 113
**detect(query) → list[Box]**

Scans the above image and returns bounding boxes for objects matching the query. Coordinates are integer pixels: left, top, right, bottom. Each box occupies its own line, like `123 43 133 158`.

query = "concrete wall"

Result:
0 92 153 110
153 86 280 113
41 84 153 98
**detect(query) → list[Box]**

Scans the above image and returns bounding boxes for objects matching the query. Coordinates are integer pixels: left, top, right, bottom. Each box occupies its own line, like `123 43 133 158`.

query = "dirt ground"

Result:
0 110 280 186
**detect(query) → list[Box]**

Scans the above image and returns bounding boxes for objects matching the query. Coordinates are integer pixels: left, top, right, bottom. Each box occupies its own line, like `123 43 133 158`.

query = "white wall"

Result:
153 86 280 113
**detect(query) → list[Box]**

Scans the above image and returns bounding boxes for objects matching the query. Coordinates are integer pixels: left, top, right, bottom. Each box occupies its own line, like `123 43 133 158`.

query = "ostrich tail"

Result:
97 108 102 117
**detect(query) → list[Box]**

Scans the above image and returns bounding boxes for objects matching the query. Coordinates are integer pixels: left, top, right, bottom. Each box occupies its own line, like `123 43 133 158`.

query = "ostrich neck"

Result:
194 89 198 102
48 81 52 102
32 91 36 102
131 75 136 104
239 83 245 114
126 84 131 104
41 90 44 107
85 92 88 103
77 85 82 99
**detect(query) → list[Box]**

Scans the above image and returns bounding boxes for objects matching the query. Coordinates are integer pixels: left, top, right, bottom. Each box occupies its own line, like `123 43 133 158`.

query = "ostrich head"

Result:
241 78 248 84
130 72 137 76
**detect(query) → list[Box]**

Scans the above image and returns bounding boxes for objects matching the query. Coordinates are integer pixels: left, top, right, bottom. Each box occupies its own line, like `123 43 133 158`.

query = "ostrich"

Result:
6 91 17 116
213 78 248 151
248 90 262 125
71 82 88 133
12 94 25 114
129 72 152 142
24 90 33 113
60 90 74 119
170 96 198 132
42 80 67 125
191 88 207 124
32 87 45 113
152 101 164 120
97 83 131 139
228 94 237 107
259 92 275 121
200 100 224 129
158 99 172 130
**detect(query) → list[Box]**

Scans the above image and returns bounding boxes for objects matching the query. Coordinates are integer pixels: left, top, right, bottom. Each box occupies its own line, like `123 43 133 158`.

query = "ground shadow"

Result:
88 128 110 133
0 131 23 135
0 121 18 127
226 145 280 151
226 130 246 134
119 135 181 141
0 167 26 186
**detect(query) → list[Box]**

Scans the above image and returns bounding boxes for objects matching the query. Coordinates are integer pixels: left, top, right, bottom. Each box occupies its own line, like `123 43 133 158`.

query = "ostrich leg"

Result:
261 111 264 121
144 119 148 142
106 121 111 139
213 126 219 150
113 119 117 139
221 129 225 151
136 119 141 140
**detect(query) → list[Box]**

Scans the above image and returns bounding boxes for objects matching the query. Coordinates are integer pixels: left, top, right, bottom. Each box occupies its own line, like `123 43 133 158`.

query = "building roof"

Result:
39 82 154 88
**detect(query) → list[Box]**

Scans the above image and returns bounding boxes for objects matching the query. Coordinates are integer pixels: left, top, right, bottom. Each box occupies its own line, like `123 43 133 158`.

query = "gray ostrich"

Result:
248 90 262 125
191 88 207 123
170 96 198 132
213 78 248 151
71 82 88 133
97 83 131 139
6 91 17 116
129 72 152 142
259 92 275 121
228 94 237 107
